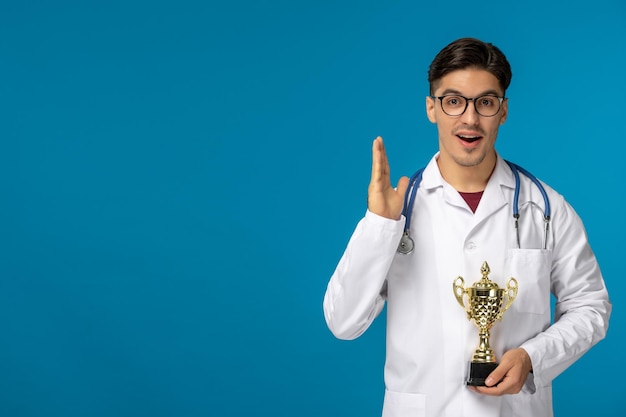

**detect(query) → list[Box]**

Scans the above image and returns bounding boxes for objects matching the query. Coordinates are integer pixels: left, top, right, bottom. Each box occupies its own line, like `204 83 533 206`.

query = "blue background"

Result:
2 0 624 415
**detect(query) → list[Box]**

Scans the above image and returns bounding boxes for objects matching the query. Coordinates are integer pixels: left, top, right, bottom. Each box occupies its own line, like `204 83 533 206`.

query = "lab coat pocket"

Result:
382 390 425 417
505 249 552 315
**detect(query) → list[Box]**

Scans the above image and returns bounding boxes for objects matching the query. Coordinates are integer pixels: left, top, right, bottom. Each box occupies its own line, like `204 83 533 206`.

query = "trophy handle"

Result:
453 277 471 318
500 277 518 317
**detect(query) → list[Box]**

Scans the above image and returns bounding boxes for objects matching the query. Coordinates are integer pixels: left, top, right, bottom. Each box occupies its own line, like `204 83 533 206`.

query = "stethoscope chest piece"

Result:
397 232 414 255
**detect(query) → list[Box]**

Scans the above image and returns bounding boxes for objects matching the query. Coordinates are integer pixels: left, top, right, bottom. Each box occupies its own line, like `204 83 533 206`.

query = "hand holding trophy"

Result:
453 262 518 386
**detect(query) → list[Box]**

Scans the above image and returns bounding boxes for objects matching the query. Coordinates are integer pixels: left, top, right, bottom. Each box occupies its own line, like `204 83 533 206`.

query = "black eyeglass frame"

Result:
429 95 505 117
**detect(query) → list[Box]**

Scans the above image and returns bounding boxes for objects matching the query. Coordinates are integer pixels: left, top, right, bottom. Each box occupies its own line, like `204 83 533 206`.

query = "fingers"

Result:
469 376 514 396
367 136 406 220
468 348 532 396
371 136 389 185
484 364 508 388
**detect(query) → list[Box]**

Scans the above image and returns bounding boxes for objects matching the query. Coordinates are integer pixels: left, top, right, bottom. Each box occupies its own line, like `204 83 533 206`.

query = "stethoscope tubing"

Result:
398 161 551 254
402 168 425 232
505 161 551 250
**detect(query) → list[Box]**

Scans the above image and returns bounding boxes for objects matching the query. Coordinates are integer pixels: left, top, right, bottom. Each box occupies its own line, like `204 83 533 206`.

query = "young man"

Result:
323 38 611 417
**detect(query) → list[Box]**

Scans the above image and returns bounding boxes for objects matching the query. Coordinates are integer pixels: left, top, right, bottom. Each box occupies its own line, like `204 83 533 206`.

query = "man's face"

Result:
426 69 508 170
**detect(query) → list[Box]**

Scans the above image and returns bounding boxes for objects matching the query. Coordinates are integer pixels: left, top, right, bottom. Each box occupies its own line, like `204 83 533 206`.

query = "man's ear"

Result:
426 96 436 123
499 98 508 125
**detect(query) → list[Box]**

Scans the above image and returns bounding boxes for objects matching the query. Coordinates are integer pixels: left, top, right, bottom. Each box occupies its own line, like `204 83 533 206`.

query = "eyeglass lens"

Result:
440 95 501 117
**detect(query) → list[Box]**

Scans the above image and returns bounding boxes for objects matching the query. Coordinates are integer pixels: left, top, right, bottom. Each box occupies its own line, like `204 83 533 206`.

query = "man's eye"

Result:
479 97 496 107
444 97 463 106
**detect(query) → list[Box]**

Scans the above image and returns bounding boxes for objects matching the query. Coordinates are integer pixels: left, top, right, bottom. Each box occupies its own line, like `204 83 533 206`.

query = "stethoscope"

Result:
397 161 551 254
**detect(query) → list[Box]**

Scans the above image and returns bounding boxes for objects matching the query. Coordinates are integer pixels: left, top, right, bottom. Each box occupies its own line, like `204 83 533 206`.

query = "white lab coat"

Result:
323 154 611 417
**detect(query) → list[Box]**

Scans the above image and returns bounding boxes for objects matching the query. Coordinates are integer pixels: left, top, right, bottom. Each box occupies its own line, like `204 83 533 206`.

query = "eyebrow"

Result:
439 88 502 97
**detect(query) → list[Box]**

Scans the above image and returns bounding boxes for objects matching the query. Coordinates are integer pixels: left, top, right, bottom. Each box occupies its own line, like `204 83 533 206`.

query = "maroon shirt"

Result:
459 191 484 213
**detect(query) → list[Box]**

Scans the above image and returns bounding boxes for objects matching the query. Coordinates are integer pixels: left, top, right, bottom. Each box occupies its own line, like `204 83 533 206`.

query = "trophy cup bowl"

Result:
453 262 518 386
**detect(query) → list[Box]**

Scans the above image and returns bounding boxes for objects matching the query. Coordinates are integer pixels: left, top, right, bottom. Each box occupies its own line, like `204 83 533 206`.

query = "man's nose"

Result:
460 99 480 124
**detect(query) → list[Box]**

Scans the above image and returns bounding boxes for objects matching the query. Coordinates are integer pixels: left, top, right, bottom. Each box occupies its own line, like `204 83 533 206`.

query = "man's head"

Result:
428 38 512 96
425 38 511 182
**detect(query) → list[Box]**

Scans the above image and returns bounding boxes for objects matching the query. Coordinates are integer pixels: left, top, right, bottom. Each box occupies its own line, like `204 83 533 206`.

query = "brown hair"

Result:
428 38 512 95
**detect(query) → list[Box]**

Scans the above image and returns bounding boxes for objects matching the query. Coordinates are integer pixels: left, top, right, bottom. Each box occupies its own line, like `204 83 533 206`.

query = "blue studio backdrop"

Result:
2 1 624 416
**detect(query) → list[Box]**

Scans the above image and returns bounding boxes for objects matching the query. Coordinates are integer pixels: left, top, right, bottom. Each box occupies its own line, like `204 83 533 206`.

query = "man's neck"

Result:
436 153 497 193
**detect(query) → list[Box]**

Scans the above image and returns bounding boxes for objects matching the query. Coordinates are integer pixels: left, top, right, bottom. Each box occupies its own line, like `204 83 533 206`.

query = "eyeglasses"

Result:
430 94 505 117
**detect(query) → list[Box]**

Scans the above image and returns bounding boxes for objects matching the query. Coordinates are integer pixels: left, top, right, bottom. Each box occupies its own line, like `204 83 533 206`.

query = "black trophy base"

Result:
466 362 498 386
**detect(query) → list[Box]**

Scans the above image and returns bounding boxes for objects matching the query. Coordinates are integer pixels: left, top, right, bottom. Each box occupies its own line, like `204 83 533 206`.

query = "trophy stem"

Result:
473 329 496 363
467 329 498 386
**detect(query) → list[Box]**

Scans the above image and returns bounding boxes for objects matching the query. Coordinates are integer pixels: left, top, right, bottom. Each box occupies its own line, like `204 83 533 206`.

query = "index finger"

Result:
371 136 389 184
468 384 505 397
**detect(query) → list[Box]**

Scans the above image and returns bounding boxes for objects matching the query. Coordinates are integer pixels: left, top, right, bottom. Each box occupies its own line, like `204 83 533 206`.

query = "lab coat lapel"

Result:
420 154 514 219
472 156 513 225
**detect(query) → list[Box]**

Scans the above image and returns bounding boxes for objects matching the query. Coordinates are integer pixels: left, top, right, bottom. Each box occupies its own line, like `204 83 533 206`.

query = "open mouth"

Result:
457 134 482 143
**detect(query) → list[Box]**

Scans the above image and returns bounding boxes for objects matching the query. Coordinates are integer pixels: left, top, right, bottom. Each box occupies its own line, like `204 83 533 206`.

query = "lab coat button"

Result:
466 242 476 250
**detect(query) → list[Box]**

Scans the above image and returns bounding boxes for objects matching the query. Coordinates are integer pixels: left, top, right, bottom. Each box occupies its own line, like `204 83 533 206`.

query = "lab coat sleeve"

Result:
519 194 611 391
323 210 405 340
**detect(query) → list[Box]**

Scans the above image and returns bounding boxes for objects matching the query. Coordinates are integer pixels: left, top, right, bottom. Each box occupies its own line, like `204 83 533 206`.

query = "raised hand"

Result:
367 136 409 220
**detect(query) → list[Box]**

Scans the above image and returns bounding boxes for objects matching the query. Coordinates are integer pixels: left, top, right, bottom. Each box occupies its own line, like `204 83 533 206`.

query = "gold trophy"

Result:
453 262 518 386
